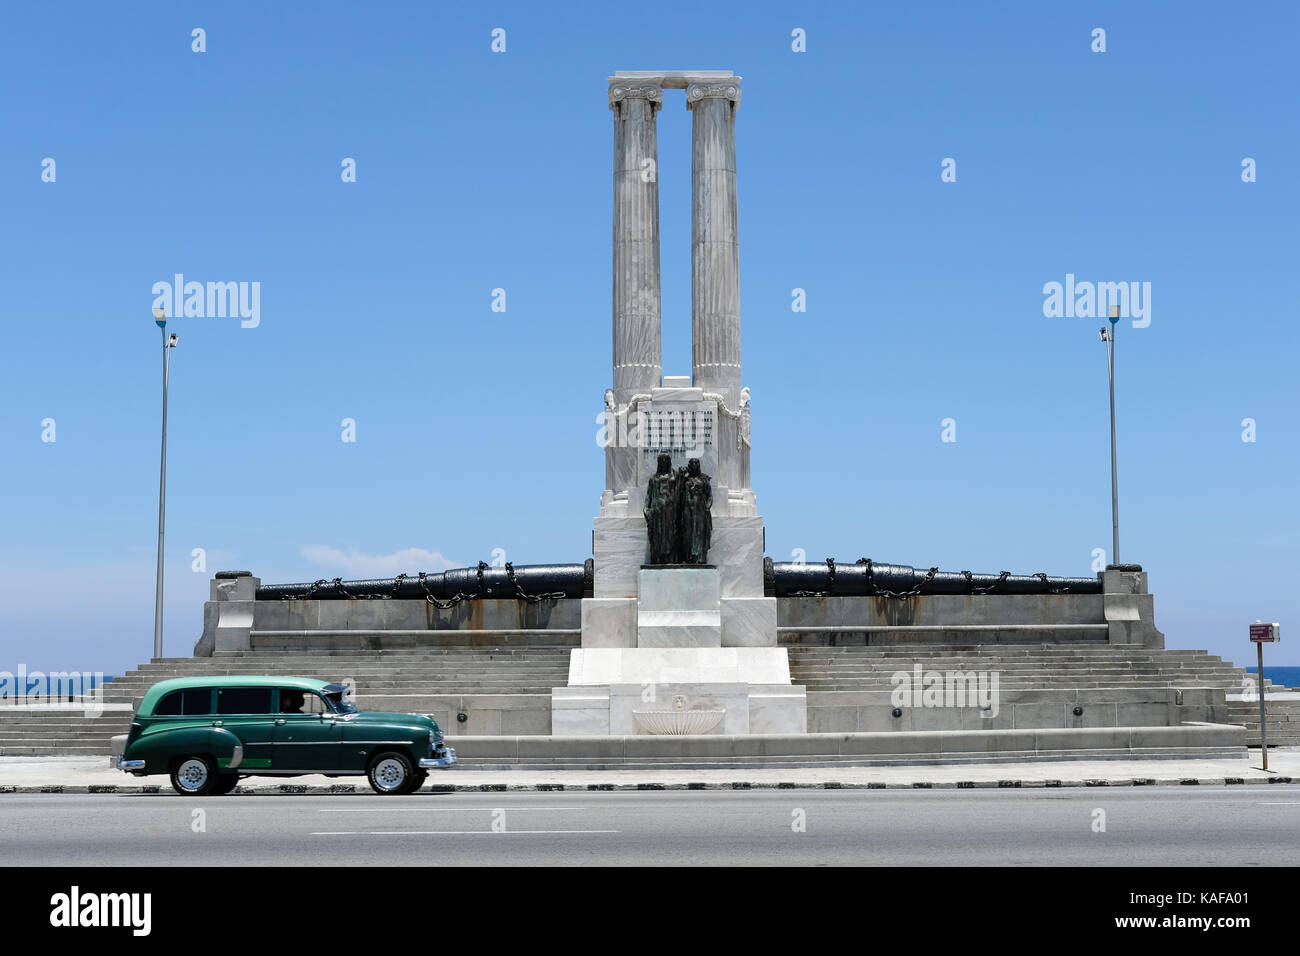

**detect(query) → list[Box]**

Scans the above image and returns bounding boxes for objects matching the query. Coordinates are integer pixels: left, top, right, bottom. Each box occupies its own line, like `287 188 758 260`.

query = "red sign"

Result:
1250 623 1280 643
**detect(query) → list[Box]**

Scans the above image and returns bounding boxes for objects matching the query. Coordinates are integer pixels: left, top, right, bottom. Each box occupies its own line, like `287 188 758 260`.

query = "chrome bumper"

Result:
419 748 458 769
113 755 145 771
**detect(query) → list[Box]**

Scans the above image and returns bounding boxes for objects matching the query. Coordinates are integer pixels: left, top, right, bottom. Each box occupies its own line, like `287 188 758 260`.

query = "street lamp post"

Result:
1100 305 1121 566
153 308 177 661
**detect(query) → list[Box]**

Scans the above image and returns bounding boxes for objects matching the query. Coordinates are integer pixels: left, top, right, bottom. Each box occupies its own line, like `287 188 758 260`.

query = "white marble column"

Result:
688 80 742 492
610 80 663 406
688 80 742 407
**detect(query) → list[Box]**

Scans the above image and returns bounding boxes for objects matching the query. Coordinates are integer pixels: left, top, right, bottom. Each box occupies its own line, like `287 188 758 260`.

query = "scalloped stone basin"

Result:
633 709 725 735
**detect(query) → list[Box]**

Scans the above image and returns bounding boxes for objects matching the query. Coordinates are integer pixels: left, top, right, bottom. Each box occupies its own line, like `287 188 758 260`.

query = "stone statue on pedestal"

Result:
680 457 712 564
644 453 683 564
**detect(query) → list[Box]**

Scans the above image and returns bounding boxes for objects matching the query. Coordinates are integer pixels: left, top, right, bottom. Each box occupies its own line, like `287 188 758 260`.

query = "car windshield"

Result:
325 691 357 715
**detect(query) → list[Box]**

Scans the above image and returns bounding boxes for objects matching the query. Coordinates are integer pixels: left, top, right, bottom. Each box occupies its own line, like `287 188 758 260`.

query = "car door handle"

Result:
274 719 286 726
211 721 223 728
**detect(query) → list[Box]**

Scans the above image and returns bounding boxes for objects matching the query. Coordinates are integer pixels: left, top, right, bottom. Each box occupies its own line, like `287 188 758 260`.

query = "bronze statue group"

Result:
644 454 713 565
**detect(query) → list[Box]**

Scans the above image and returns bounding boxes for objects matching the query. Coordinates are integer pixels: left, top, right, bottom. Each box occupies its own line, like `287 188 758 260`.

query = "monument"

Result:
552 71 807 736
173 69 1215 761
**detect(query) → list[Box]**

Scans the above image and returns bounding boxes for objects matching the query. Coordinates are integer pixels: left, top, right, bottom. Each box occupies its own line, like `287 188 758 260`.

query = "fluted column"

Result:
610 80 663 405
688 80 741 408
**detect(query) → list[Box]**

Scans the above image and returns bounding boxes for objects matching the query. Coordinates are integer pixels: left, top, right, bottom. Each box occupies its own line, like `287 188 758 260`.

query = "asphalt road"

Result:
2 788 1296 866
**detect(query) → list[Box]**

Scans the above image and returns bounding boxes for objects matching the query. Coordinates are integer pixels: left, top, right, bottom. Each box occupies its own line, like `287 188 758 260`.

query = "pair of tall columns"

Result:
610 76 742 409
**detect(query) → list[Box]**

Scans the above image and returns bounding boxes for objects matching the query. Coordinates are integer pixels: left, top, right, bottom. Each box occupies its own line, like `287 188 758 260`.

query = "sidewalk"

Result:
2 750 1297 794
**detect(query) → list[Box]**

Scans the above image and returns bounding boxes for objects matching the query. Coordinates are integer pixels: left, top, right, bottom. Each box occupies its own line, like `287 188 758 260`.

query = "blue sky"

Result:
1 1 1296 673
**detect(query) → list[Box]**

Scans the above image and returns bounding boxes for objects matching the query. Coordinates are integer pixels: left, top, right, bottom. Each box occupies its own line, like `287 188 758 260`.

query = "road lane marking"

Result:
311 830 621 835
317 806 588 812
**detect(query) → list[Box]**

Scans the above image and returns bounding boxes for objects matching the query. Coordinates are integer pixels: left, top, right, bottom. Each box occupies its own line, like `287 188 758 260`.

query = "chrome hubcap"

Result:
373 758 406 791
177 759 208 791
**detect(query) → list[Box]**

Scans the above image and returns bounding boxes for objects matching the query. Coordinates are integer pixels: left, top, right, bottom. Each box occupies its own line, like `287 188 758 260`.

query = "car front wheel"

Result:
170 756 216 796
213 774 241 795
367 752 415 795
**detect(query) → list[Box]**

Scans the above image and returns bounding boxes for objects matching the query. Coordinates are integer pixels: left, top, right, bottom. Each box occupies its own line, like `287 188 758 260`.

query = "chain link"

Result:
791 557 836 597
505 561 567 604
857 559 939 600
420 562 489 609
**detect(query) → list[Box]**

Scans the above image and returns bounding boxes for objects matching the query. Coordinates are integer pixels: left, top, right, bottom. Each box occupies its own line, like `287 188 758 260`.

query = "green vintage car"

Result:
111 676 456 795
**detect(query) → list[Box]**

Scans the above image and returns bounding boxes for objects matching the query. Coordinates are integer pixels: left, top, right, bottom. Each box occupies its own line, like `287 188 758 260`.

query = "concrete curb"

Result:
1 775 1294 795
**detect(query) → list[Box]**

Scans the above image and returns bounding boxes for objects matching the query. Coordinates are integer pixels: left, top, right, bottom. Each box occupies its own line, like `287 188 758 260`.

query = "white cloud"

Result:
299 546 460 578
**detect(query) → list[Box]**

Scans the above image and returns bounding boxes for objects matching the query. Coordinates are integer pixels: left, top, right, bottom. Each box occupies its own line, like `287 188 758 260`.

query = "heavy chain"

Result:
505 562 567 604
964 570 1010 594
282 563 563 605
420 562 489 609
791 557 836 597
1034 572 1073 594
296 577 355 600
858 558 938 600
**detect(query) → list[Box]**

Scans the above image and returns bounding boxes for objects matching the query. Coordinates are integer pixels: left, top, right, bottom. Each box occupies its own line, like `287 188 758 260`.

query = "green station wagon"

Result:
111 676 456 795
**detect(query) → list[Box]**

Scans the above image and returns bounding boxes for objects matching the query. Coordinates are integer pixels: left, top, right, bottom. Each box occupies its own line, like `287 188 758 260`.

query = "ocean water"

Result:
1246 666 1300 689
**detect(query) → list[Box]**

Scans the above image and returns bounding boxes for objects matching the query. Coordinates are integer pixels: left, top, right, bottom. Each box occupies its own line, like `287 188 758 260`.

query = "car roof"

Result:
138 676 331 715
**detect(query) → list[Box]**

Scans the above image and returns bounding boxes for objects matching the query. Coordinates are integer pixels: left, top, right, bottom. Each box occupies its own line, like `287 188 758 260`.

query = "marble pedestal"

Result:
553 681 807 736
637 567 721 646
552 647 807 735
559 569 803 735
583 516 776 648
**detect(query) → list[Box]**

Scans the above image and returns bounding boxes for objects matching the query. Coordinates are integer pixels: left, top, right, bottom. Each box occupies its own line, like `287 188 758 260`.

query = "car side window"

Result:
155 688 213 716
216 687 272 715
278 689 327 715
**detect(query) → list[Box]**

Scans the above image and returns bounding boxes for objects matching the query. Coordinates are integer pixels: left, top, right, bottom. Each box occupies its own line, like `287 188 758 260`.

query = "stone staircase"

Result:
786 645 1269 692
3 642 1292 755
1226 696 1300 747
787 645 1292 743
106 647 574 699
0 711 136 756
0 646 574 756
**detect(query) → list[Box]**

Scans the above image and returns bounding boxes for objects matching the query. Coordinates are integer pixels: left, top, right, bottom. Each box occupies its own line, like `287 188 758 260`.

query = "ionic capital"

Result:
609 82 663 112
686 82 741 109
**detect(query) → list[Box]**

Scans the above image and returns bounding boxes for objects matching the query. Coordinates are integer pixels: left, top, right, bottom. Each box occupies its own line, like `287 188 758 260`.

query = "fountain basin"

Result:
633 709 725 735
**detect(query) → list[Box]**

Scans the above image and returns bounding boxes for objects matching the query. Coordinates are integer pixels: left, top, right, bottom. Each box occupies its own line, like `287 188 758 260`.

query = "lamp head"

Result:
168 333 178 347
153 307 167 328
1108 304 1121 323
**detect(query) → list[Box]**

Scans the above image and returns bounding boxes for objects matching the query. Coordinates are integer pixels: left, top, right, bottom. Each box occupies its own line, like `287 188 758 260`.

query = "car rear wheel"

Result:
367 752 415 795
170 756 216 796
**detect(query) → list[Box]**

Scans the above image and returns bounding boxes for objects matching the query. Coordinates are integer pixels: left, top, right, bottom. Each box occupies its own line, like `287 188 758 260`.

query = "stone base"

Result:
580 598 637 648
721 596 777 647
567 647 794 685
1103 569 1165 649
590 513 766 599
552 681 807 736
552 646 807 735
637 567 721 647
584 554 777 650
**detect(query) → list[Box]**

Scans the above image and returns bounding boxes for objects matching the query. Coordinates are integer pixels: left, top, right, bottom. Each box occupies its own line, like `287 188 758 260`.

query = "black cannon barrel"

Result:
770 560 1100 597
255 562 588 601
255 557 1099 600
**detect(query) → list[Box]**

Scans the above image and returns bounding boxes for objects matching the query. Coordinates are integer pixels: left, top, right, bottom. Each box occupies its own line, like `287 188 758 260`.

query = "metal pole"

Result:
153 328 171 661
1107 324 1120 566
1257 639 1268 771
